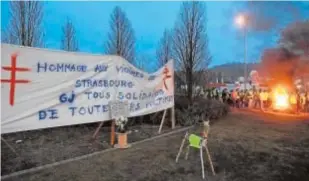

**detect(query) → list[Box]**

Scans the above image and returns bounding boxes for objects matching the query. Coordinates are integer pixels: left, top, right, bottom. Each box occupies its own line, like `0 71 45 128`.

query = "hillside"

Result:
209 62 260 82
174 62 261 86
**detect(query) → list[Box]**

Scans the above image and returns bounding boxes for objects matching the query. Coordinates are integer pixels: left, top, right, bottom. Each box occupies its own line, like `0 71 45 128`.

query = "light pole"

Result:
235 14 248 90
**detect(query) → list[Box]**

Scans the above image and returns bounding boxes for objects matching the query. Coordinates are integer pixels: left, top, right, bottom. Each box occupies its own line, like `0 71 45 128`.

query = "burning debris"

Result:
273 85 290 111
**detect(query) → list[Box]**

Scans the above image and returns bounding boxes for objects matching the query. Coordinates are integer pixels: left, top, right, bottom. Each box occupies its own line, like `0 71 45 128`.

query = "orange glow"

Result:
273 86 289 110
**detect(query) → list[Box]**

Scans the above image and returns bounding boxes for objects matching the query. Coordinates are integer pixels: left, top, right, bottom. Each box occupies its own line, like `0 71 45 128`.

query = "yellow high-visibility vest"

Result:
265 92 269 100
301 95 306 105
259 92 265 100
261 92 268 101
232 91 237 99
290 95 297 104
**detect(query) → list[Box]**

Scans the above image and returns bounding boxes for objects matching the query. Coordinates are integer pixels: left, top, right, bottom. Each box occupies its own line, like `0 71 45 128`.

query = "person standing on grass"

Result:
267 89 272 109
222 89 227 103
290 91 297 114
239 90 245 108
232 89 238 108
260 90 268 111
243 89 248 107
209 88 214 99
236 89 240 108
254 89 262 110
227 90 232 106
204 88 208 99
305 91 309 112
212 88 217 100
296 90 301 114
215 89 220 100
206 89 211 99
252 88 256 108
264 90 269 109
260 90 264 111
218 89 221 101
301 92 306 112
248 89 253 108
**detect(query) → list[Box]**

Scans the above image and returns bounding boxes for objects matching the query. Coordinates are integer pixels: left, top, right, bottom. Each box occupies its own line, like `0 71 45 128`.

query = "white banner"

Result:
1 44 174 134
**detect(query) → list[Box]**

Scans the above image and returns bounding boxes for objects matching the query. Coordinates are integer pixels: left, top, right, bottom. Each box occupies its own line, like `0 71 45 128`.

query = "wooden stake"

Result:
151 111 160 125
158 109 167 134
110 119 115 146
92 122 104 139
175 132 188 163
171 106 175 129
139 115 144 125
1 137 19 157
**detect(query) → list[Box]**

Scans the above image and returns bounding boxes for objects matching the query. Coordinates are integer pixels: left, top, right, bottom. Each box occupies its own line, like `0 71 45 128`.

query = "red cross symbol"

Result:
163 66 172 90
1 53 31 106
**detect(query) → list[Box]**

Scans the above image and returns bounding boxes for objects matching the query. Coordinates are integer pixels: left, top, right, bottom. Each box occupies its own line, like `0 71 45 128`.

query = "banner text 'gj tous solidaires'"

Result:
1 44 174 134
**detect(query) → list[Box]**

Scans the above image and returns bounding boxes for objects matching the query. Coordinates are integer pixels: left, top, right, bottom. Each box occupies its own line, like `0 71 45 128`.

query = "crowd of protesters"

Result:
200 87 309 114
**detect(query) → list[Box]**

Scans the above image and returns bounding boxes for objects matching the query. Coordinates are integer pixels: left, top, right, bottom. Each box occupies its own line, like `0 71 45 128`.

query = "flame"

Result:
273 86 289 110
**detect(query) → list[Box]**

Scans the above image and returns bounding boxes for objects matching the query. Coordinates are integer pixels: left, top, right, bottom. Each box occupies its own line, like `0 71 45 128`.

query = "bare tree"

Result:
1 29 14 43
61 17 79 51
105 6 135 63
2 1 44 47
172 1 212 102
156 29 172 68
134 53 147 71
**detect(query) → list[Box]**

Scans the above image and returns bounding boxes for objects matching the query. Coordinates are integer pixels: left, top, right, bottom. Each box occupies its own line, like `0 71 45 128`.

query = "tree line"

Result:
2 1 212 102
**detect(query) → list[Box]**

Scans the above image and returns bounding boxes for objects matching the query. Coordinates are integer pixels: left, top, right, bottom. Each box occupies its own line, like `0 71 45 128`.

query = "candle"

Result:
203 120 210 137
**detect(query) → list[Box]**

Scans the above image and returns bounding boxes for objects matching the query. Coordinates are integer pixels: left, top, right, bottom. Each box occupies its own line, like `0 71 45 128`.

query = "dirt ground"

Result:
1 120 176 176
2 111 309 181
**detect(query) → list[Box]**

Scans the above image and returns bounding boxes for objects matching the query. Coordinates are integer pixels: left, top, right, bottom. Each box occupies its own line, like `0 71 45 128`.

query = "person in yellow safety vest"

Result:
248 89 253 99
218 90 223 102
253 89 261 109
236 89 240 108
296 90 301 114
268 89 273 108
259 90 263 110
239 90 244 108
306 92 309 112
260 90 267 111
248 89 253 108
290 92 297 113
301 93 306 112
212 88 217 99
290 93 297 104
264 90 269 108
232 89 238 108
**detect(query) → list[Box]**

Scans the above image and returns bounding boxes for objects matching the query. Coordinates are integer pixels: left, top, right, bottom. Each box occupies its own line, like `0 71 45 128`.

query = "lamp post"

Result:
235 14 248 90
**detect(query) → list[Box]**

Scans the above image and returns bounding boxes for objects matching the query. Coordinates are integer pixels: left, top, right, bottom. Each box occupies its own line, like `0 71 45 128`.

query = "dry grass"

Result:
2 111 309 181
1 123 175 176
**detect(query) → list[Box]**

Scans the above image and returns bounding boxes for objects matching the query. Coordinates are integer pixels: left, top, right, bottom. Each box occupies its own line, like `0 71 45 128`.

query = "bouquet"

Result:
115 116 128 133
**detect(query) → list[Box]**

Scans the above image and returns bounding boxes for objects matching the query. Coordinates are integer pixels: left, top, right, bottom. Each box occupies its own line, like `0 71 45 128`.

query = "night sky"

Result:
1 1 308 72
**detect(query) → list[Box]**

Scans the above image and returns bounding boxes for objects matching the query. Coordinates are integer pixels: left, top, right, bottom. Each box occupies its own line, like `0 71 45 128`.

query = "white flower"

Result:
115 116 128 126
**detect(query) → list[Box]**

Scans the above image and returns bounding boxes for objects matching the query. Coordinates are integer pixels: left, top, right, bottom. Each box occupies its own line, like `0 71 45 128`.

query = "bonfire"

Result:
273 85 289 110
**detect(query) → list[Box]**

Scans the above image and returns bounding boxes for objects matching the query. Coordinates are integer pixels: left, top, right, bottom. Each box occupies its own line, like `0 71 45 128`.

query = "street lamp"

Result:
235 14 248 90
235 14 246 28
